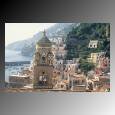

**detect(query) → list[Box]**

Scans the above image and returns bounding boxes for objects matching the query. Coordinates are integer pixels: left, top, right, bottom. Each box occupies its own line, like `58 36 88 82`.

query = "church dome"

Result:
37 30 52 47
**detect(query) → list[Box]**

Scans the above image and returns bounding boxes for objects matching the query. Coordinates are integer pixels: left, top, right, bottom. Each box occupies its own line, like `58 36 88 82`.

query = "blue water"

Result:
5 49 31 82
5 49 32 62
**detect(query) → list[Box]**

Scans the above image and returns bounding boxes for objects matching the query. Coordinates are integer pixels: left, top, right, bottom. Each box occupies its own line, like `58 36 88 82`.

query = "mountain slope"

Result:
5 23 79 58
65 23 110 60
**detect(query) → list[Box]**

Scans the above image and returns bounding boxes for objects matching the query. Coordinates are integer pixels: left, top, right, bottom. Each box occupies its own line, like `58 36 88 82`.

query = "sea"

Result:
5 49 32 82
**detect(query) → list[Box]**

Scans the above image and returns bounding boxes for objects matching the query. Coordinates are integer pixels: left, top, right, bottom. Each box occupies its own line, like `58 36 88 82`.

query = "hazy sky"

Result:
5 23 56 46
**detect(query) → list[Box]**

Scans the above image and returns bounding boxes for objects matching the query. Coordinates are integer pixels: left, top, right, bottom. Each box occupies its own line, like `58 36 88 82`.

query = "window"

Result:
90 45 92 47
42 56 45 64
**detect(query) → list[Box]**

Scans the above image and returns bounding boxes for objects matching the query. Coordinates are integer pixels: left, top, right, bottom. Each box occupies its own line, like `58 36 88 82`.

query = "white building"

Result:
88 40 98 48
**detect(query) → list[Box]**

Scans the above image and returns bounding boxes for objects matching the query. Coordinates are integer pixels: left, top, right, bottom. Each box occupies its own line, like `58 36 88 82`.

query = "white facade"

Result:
88 40 98 48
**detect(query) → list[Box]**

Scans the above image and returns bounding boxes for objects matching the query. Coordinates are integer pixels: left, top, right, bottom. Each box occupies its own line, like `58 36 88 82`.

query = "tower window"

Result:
42 56 45 63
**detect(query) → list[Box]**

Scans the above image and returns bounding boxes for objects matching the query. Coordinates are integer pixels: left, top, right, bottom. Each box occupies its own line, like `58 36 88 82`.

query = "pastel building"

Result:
88 40 98 48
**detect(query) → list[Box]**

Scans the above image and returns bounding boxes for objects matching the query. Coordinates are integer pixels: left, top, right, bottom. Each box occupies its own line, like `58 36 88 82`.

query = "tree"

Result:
79 60 95 75
65 23 110 60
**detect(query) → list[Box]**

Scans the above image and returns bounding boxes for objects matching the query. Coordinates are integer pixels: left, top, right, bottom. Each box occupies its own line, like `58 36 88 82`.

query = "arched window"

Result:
42 56 45 64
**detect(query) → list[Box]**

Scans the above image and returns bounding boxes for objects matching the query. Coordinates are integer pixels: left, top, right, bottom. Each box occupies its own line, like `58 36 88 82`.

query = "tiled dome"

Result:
37 30 52 47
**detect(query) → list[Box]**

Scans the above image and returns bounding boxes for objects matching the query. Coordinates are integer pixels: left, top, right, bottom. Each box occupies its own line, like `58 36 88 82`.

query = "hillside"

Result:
6 23 79 58
65 23 110 60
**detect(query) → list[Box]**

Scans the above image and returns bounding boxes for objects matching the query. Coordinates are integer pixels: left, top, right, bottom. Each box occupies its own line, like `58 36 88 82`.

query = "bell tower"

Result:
33 30 54 89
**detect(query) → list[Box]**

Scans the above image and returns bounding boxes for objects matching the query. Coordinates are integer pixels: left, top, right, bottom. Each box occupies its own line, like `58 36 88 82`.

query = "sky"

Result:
5 23 56 46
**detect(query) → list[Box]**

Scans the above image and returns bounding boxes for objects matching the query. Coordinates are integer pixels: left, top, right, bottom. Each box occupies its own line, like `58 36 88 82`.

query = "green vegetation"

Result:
79 59 95 75
65 23 110 60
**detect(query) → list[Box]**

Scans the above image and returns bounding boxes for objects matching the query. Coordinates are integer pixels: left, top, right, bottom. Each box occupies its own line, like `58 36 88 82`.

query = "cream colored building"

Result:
88 40 98 48
87 52 104 64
